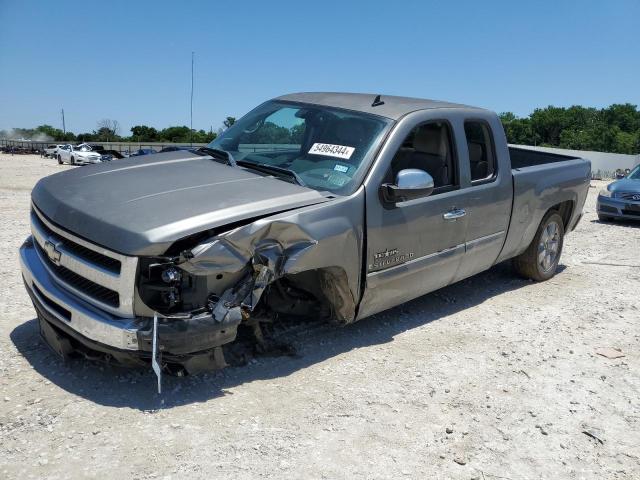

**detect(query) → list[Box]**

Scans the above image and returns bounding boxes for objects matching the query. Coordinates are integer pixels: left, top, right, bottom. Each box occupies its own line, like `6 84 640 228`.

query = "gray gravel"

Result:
1 154 638 479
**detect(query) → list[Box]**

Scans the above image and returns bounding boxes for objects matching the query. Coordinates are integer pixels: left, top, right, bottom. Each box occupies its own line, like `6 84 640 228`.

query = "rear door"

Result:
452 117 512 281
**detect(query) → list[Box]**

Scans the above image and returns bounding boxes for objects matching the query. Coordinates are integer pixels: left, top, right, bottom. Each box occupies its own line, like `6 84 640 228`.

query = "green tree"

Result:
289 123 305 144
157 126 192 142
603 103 640 133
130 125 158 142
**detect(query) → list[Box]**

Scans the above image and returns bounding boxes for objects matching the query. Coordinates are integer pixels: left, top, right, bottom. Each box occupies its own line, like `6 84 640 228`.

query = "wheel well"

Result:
549 200 574 228
261 267 356 324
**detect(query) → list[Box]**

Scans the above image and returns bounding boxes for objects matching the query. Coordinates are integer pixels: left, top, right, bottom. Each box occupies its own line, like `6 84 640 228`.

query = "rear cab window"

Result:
464 121 497 184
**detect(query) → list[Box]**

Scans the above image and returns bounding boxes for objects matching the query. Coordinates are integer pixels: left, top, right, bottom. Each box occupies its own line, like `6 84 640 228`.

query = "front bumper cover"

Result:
597 195 640 220
20 237 240 370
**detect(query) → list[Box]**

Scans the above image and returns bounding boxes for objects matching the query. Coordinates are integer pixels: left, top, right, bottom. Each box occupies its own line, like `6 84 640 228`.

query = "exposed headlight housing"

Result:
599 188 612 198
138 260 189 313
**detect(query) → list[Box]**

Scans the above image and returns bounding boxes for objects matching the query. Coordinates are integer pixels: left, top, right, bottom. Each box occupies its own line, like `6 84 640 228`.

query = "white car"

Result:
44 144 64 158
57 144 107 165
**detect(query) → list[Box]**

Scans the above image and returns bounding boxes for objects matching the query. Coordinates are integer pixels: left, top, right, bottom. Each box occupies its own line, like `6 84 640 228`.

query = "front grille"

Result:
30 204 138 317
615 192 640 201
35 241 120 307
32 212 121 273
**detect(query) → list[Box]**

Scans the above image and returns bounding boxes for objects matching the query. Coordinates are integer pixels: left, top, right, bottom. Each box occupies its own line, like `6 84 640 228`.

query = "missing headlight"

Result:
137 260 188 312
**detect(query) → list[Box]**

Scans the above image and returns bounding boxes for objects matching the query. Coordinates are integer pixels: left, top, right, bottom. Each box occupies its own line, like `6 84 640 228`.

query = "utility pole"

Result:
61 108 66 134
190 51 194 146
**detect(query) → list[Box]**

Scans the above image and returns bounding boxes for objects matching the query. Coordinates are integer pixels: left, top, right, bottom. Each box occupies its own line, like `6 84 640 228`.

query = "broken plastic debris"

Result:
152 313 162 394
595 347 624 359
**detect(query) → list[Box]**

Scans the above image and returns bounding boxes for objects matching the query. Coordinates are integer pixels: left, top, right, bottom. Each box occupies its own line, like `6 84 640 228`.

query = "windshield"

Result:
208 101 392 194
628 165 640 180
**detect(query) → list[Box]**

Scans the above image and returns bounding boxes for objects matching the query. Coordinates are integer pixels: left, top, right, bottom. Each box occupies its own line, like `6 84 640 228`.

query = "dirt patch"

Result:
1 154 638 479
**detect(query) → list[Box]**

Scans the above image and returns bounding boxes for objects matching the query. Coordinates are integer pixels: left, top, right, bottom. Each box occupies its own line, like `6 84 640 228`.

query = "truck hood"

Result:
32 151 331 256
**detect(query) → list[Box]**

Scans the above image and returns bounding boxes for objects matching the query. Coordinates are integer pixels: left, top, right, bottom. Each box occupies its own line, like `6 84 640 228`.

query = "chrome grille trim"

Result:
30 204 138 318
614 191 640 202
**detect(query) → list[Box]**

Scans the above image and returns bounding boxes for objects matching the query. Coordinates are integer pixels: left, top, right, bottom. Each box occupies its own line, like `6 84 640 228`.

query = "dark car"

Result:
597 164 640 221
130 148 157 156
159 146 199 153
89 144 125 159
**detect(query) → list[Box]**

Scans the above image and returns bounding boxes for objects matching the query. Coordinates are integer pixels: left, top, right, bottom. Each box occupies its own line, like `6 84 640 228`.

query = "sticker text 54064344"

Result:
308 143 355 160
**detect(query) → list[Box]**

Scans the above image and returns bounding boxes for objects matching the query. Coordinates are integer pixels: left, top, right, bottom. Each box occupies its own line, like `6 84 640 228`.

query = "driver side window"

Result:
388 121 458 195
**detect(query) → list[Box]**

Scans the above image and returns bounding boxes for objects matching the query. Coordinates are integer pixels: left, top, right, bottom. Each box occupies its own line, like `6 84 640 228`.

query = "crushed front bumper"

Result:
20 237 239 372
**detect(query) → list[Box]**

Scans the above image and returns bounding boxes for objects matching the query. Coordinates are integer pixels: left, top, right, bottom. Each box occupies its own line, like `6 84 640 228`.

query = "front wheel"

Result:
70 156 75 165
58 155 63 164
513 211 565 282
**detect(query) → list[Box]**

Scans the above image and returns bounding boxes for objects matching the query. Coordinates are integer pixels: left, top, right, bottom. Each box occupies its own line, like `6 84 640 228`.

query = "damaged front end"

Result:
133 194 365 382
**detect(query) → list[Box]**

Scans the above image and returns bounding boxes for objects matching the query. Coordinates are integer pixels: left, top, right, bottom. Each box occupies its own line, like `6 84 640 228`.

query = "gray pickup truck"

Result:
20 93 591 377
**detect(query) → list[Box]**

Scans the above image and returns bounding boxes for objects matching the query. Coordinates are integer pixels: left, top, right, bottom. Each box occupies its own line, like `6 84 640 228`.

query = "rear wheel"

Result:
513 211 565 282
70 156 75 165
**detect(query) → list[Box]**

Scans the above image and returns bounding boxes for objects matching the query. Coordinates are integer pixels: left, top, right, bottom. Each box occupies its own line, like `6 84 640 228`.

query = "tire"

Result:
597 214 612 222
513 211 565 282
57 155 63 164
70 156 75 165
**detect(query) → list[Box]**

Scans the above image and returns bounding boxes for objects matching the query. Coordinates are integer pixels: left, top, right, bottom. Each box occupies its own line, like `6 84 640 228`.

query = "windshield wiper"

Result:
237 160 306 187
197 147 237 167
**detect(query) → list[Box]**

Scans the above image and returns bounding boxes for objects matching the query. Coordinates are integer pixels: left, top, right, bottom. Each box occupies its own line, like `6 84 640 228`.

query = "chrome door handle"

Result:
443 208 466 220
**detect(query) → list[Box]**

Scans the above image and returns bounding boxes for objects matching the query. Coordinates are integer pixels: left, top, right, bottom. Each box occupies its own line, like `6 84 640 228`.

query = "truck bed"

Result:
497 151 591 264
509 146 580 169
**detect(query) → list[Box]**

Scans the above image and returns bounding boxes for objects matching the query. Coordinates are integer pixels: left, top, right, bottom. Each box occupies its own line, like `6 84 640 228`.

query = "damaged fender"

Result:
179 189 366 324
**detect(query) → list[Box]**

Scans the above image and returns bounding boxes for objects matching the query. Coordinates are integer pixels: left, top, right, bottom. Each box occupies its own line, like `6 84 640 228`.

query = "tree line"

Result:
0 116 237 144
2 104 640 154
499 103 640 154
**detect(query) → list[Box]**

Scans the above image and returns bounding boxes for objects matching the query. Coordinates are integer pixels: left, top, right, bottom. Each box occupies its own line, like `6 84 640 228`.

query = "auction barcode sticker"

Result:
308 143 355 160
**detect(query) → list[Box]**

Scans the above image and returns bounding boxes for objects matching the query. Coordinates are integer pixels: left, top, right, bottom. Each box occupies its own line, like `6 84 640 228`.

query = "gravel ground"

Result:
0 154 638 480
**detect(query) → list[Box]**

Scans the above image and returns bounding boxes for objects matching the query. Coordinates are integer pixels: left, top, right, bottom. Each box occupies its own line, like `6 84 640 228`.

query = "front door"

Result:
358 118 468 319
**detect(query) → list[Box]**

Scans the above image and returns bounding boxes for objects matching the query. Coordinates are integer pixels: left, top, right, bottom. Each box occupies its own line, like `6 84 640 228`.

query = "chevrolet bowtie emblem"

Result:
43 240 62 265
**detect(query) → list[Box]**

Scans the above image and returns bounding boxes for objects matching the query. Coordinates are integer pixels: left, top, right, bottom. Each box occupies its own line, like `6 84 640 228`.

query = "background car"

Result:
57 144 111 165
597 164 640 221
130 148 157 156
44 144 64 158
87 144 125 159
159 146 199 153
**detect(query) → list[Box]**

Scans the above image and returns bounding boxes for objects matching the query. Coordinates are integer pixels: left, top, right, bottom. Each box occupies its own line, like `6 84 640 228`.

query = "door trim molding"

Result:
465 230 505 250
367 243 464 281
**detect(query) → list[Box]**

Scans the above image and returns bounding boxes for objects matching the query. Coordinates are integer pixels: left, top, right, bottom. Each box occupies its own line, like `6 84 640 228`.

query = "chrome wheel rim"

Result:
538 221 560 272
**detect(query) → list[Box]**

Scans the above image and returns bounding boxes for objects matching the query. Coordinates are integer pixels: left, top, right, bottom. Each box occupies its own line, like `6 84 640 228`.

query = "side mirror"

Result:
381 168 434 203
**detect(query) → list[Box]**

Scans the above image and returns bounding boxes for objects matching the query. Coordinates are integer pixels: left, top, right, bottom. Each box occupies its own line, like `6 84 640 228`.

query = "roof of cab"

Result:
275 92 487 120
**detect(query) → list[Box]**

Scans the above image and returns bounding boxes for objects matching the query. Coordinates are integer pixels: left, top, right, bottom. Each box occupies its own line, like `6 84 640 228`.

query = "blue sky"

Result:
1 0 638 135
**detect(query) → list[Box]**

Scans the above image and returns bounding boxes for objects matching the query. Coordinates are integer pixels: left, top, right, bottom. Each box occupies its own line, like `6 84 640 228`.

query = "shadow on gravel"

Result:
11 261 546 411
